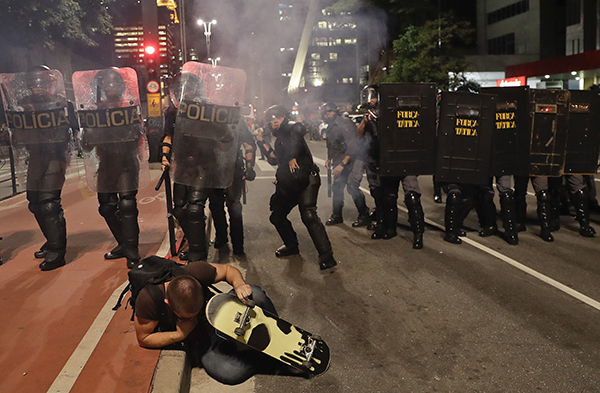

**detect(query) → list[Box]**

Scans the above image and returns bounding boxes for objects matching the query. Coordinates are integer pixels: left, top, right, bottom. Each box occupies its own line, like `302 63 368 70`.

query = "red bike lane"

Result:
0 167 169 393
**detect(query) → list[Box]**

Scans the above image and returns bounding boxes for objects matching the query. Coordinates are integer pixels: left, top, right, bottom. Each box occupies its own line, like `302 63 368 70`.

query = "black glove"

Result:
245 165 256 181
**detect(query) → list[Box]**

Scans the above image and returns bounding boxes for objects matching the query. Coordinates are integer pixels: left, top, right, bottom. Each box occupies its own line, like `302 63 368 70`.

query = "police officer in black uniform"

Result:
256 105 337 273
321 102 370 227
208 123 257 256
17 66 74 270
90 69 142 268
160 73 212 263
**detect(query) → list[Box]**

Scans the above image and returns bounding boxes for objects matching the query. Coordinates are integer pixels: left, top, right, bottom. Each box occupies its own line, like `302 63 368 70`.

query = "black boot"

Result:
372 193 397 239
514 186 528 232
444 190 462 244
549 187 561 232
572 189 596 237
352 208 371 227
433 182 443 204
38 198 67 271
405 192 424 249
536 190 554 242
476 190 497 237
499 191 519 245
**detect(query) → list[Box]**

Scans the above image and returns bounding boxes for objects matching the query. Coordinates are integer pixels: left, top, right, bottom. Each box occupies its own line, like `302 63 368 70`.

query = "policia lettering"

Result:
177 100 241 124
396 110 420 128
78 106 142 128
6 108 69 129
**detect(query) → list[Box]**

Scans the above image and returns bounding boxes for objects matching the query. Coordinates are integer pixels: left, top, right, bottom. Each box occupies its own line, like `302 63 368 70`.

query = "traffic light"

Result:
144 43 159 82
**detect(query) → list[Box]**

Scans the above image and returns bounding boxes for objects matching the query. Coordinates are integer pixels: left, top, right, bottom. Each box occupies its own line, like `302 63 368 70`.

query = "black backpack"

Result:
113 255 192 320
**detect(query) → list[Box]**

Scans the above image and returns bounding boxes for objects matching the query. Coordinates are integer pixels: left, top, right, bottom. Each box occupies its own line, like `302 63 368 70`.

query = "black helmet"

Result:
319 102 339 119
264 105 289 121
94 68 127 101
26 65 56 91
360 85 379 109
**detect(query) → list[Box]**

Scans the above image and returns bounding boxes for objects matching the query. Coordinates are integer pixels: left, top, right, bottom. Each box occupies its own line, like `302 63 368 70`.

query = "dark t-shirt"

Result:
134 261 217 322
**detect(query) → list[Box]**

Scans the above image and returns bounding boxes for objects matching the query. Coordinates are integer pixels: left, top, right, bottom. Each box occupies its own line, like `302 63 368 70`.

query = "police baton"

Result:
242 178 247 205
155 169 178 257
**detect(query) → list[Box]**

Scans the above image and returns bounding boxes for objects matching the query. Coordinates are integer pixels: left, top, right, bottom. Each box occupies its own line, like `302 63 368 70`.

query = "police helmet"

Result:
94 68 127 100
319 102 339 119
264 105 289 121
26 65 56 91
360 85 379 109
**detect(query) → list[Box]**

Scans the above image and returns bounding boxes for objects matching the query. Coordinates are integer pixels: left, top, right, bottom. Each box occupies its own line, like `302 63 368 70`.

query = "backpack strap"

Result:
112 283 131 311
146 284 169 326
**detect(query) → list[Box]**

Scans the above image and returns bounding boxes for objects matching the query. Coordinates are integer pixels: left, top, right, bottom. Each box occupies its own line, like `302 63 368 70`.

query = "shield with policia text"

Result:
563 89 600 174
377 83 437 176
0 69 77 191
528 89 570 177
435 91 496 186
170 61 246 189
72 67 150 193
481 86 531 177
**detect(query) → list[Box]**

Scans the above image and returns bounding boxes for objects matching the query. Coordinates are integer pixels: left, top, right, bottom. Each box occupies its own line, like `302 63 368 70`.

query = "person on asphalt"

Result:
133 259 290 384
321 102 370 228
208 122 257 256
256 105 338 274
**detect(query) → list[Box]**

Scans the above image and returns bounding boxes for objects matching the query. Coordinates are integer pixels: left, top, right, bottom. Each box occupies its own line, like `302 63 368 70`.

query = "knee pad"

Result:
300 206 318 225
40 199 62 217
447 189 462 204
187 202 205 222
119 194 138 215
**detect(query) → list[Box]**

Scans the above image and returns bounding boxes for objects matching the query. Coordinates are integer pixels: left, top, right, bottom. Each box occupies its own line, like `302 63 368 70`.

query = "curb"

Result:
149 350 191 393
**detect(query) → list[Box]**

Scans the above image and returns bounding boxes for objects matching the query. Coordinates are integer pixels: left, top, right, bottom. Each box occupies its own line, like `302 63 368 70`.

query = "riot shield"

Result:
170 62 246 189
0 69 76 192
378 83 437 177
435 91 496 186
564 90 600 174
528 89 570 177
72 67 150 193
481 86 531 177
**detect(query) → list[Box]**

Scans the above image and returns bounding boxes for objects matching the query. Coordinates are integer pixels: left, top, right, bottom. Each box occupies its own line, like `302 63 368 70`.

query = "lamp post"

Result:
208 57 220 66
198 19 216 61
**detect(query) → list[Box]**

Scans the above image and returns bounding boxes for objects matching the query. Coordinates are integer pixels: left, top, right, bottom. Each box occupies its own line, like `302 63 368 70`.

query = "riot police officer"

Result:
74 68 148 268
3 65 75 270
208 122 257 256
359 85 425 249
321 102 370 227
257 105 337 273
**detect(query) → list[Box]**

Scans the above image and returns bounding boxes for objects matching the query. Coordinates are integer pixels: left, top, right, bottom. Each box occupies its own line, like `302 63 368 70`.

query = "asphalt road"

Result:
192 139 600 392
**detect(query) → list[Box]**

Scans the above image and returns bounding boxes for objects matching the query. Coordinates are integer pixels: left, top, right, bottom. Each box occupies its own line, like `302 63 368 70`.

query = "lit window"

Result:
311 53 321 59
329 53 337 60
318 21 327 29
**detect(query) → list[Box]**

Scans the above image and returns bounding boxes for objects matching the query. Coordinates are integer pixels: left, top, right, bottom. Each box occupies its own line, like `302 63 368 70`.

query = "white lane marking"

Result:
358 186 600 312
47 235 171 392
47 280 129 393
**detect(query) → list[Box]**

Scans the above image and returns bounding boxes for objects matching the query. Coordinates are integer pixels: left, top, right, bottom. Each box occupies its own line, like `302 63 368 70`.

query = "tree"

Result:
381 16 476 90
0 0 115 50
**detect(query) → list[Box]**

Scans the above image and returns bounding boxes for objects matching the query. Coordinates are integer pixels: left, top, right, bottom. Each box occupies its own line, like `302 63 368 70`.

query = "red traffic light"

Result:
145 45 156 55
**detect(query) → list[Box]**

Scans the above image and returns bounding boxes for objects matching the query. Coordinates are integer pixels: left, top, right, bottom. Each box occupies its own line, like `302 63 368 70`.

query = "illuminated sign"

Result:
496 76 526 87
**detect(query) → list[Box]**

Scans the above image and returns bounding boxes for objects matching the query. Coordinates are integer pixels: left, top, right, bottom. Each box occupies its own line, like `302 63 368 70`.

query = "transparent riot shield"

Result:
528 89 570 177
435 91 496 186
564 90 600 174
170 62 246 189
0 69 77 192
378 83 437 177
481 86 531 177
72 67 150 193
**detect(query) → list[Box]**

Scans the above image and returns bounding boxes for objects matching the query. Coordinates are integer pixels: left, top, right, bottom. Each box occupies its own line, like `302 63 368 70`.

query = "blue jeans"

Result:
199 285 281 385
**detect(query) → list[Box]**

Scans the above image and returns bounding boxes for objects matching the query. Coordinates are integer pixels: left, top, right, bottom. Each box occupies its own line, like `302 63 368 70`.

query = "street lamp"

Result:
208 57 221 66
198 19 216 61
